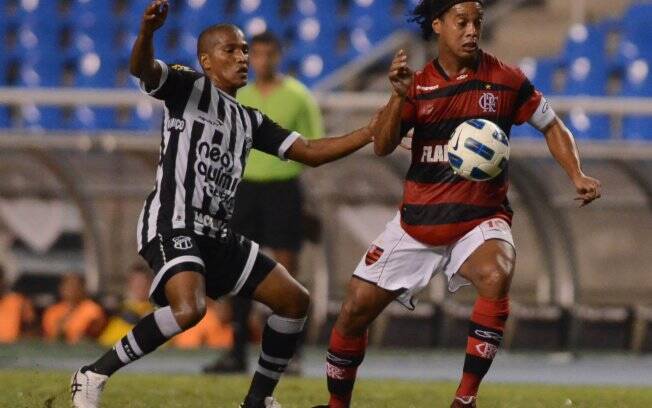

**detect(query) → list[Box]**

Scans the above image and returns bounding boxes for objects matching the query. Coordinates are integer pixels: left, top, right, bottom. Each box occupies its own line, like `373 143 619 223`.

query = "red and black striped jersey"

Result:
399 50 543 246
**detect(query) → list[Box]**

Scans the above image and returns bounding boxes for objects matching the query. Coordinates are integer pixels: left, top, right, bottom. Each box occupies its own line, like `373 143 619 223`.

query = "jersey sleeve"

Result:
252 111 301 160
139 60 201 103
513 72 555 129
400 74 417 135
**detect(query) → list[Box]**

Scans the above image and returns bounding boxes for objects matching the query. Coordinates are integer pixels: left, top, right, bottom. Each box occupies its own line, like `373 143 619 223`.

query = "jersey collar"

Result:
432 50 482 82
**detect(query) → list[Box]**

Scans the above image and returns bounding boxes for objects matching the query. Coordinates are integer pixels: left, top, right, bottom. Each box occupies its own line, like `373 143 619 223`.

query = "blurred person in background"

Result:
172 298 234 349
98 264 154 347
203 30 324 375
0 264 36 343
71 1 383 407
317 1 602 408
43 273 106 344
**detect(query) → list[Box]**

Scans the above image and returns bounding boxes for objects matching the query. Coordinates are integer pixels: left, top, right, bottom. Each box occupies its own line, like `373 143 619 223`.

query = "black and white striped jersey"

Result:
136 60 300 250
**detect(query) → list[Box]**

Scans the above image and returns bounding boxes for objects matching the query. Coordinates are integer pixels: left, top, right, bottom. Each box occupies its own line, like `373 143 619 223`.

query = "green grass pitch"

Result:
2 369 652 407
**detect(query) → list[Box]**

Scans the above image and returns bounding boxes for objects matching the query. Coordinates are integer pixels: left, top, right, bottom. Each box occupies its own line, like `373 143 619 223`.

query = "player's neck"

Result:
436 51 480 79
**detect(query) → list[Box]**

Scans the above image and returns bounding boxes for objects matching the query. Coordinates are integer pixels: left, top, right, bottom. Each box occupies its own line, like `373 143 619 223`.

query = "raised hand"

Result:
389 49 413 98
573 174 602 207
141 0 169 34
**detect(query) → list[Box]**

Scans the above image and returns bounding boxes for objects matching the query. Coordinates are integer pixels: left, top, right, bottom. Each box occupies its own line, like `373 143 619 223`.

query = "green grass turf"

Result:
2 369 652 408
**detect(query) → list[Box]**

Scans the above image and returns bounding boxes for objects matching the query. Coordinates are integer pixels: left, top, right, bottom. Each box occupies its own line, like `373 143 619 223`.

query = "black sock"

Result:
245 314 306 402
88 306 182 376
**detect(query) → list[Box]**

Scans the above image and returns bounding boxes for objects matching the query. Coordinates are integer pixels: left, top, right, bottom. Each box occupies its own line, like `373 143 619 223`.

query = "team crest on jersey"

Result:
172 235 193 250
365 245 384 266
170 64 194 72
479 92 498 113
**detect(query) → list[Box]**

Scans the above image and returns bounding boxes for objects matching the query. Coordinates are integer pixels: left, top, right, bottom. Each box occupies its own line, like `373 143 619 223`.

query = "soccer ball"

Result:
447 119 510 181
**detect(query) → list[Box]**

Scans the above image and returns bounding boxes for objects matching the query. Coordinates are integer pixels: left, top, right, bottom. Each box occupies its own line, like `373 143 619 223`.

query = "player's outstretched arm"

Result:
129 0 168 90
543 117 602 206
373 49 413 156
285 124 374 168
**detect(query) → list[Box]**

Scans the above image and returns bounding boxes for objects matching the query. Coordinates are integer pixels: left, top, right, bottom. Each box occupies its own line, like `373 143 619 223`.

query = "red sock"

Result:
456 296 510 398
326 328 367 408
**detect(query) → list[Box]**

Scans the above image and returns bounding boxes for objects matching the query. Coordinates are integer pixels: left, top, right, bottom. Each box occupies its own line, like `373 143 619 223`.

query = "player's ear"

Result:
432 17 442 35
200 53 210 71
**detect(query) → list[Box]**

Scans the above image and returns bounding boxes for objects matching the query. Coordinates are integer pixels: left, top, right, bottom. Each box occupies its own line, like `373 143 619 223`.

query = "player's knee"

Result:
171 296 207 329
339 299 371 333
289 285 311 318
275 284 310 318
475 263 511 292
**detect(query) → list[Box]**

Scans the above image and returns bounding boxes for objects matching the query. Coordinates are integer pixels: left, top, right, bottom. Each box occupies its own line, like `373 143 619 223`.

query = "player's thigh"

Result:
458 239 516 292
140 230 206 308
251 262 309 319
335 276 400 337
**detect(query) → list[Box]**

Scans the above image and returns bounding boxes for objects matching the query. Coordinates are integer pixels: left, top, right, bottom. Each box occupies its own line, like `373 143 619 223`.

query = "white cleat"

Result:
239 396 282 408
70 367 108 408
264 397 282 408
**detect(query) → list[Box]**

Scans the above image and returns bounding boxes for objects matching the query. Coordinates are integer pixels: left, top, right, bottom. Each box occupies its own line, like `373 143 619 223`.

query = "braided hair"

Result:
409 0 484 40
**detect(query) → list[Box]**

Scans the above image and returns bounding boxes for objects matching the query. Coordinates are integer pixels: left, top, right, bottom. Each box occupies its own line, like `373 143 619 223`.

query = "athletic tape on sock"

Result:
153 306 182 337
267 314 307 334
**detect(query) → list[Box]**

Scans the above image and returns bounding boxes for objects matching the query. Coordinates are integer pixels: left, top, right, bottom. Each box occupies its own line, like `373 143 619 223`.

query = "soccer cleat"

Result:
239 396 282 408
70 366 108 408
451 395 477 407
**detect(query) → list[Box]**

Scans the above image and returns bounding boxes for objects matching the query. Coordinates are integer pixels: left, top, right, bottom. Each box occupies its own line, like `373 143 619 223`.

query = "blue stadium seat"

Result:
561 24 607 64
623 117 652 140
76 52 119 88
509 123 540 139
350 0 406 42
565 110 611 140
519 57 559 96
0 107 9 128
621 58 652 140
180 0 231 28
21 105 61 131
233 1 284 36
563 56 607 96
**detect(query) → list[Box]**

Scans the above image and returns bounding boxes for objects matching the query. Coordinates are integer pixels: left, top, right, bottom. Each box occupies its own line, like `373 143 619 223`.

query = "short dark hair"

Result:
250 31 282 52
409 0 484 40
197 23 242 60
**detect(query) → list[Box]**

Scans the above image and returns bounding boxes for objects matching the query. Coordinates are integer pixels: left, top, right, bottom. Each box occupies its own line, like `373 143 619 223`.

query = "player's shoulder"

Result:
480 51 528 86
167 62 204 80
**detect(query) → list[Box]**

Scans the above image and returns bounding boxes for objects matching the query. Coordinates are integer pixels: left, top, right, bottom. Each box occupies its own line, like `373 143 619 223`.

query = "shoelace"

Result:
70 375 82 399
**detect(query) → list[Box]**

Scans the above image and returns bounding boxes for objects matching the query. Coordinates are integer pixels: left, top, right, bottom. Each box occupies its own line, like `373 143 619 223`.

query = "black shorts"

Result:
231 178 303 251
139 229 277 307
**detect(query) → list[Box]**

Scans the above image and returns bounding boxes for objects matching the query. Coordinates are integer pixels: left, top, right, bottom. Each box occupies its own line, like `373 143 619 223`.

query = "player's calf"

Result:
455 240 514 403
242 265 310 407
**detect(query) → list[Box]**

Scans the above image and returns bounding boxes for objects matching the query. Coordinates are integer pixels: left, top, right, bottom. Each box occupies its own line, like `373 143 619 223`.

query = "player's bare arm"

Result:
129 0 168 90
372 49 413 156
543 117 602 206
285 125 373 167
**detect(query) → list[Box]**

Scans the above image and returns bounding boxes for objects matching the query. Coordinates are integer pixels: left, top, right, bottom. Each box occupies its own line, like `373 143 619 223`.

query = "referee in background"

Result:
204 31 323 375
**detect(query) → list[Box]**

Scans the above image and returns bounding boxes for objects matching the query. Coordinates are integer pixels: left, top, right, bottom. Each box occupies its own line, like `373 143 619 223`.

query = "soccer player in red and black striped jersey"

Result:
319 1 601 407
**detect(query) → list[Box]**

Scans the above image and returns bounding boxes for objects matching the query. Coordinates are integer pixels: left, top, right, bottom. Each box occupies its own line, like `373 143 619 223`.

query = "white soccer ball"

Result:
446 118 510 181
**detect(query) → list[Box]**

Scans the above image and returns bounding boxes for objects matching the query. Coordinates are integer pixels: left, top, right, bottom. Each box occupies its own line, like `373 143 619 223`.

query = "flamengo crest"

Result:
479 92 498 113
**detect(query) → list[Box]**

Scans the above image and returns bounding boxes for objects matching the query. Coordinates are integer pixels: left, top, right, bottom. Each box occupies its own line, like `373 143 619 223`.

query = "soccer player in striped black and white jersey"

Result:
319 1 602 408
70 1 384 408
